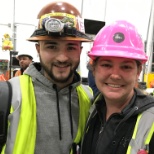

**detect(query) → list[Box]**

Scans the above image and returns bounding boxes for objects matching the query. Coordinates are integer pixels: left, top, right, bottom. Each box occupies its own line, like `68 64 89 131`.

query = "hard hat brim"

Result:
27 35 93 42
16 54 33 60
88 49 148 64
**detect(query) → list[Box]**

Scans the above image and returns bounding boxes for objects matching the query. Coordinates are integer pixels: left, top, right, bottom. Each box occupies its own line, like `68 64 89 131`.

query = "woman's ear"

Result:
138 64 142 75
92 66 95 77
136 65 142 82
80 46 83 54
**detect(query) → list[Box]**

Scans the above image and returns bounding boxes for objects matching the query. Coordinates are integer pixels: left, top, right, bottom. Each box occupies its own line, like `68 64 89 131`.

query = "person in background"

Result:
81 20 154 154
14 51 33 76
1 1 93 154
87 59 99 97
137 81 149 95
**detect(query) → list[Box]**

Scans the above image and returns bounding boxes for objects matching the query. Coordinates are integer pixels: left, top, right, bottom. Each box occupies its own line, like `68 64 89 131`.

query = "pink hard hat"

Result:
88 20 148 63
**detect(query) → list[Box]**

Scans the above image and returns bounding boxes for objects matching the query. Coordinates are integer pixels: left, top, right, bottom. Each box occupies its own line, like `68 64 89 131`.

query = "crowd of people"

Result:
0 1 154 154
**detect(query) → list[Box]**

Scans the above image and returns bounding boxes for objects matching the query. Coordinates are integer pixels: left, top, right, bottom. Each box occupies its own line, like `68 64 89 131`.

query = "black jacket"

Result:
81 89 154 154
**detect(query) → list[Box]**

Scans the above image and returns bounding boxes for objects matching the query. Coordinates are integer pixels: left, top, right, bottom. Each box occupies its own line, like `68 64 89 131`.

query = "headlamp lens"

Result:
44 18 64 32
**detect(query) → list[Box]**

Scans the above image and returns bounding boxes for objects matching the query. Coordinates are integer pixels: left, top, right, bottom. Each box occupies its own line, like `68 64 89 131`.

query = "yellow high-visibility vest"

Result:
2 75 92 154
127 107 154 154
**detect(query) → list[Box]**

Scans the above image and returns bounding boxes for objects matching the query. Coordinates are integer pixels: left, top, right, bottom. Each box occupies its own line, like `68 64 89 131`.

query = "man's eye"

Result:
68 46 76 50
48 45 56 49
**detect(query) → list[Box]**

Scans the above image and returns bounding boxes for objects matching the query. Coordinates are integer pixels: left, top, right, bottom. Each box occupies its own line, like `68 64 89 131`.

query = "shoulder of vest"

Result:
136 94 154 111
0 81 12 151
79 84 93 100
143 106 154 114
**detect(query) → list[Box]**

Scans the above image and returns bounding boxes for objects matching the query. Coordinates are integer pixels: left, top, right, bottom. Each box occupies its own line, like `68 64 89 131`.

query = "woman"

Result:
81 20 154 154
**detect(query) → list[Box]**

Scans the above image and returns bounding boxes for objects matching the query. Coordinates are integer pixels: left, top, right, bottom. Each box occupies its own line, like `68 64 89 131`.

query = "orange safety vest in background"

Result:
0 74 6 81
14 70 22 77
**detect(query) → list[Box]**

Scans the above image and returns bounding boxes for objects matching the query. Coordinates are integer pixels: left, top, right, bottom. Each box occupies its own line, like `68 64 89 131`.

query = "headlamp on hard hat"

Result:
41 16 77 37
30 13 92 41
42 17 65 33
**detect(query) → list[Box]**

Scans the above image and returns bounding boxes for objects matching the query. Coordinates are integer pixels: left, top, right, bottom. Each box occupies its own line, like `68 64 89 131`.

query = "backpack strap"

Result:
0 81 12 152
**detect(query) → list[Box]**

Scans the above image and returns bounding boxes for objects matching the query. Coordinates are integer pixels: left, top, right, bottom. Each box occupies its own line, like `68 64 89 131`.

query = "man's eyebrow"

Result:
43 42 79 46
44 42 57 45
67 43 79 46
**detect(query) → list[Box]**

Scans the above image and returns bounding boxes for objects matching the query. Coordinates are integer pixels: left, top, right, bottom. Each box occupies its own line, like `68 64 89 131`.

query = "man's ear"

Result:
80 46 83 54
35 43 40 54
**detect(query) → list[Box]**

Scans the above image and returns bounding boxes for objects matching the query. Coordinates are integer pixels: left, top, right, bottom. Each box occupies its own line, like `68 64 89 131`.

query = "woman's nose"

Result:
110 74 121 80
110 67 121 80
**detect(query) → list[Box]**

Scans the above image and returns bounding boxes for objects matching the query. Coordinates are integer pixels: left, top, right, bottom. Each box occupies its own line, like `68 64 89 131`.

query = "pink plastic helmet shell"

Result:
88 20 148 63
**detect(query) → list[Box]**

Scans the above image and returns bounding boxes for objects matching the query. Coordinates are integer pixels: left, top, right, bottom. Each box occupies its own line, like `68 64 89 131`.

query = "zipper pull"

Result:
137 149 148 154
99 126 104 134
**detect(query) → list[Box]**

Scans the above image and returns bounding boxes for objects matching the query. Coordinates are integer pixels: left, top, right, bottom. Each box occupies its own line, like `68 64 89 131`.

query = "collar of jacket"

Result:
94 90 136 117
94 88 154 118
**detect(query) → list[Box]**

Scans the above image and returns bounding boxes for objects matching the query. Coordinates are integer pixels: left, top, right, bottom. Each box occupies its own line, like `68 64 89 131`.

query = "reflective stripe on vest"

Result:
126 107 154 154
6 75 92 154
69 85 93 154
74 85 92 144
13 75 36 154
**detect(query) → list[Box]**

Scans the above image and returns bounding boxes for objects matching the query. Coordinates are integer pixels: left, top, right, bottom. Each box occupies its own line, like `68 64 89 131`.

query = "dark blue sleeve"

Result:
88 70 99 97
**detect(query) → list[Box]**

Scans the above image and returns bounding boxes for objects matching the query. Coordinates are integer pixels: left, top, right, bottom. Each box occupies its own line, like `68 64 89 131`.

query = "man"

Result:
2 1 93 154
81 20 154 154
14 51 33 76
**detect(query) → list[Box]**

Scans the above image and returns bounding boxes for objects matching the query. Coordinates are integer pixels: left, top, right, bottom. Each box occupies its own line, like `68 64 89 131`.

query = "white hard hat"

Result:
16 51 33 60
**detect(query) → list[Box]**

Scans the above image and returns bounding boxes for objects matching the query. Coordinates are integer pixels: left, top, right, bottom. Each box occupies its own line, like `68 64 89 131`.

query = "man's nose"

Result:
19 59 23 63
56 51 69 62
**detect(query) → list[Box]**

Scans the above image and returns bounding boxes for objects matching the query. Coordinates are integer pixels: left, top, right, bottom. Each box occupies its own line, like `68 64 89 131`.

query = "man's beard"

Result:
40 58 79 83
21 65 28 71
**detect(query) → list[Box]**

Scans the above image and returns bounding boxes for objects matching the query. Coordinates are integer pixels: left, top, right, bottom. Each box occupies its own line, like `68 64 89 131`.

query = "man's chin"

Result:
53 73 73 82
54 77 69 83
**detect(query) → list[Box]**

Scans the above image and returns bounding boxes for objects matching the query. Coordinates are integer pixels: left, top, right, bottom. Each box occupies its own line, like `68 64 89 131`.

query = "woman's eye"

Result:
101 64 111 67
122 65 132 69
